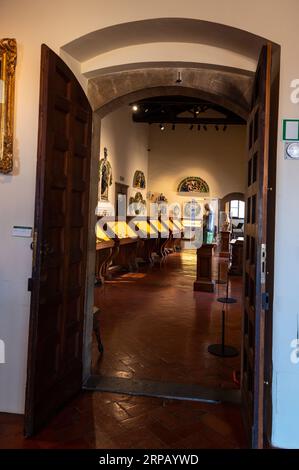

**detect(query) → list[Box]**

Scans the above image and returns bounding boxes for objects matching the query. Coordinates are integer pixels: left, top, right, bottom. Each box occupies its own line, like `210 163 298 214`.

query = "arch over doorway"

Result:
84 83 249 383
82 43 279 450
25 17 280 447
62 17 274 63
220 192 245 212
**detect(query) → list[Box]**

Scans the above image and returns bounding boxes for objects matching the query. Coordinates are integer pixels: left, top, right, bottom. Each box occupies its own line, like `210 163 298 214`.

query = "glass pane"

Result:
230 200 239 209
239 201 245 219
231 207 238 218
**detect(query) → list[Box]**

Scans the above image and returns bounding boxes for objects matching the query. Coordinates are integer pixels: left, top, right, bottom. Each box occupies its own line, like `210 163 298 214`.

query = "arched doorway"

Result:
220 192 245 213
87 86 247 378
25 24 282 446
219 192 245 237
84 83 249 378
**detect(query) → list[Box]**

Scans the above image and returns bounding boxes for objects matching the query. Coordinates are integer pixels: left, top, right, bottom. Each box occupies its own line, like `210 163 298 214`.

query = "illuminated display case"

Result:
106 221 138 240
164 219 181 237
96 225 111 242
149 219 169 238
132 220 157 238
172 219 184 232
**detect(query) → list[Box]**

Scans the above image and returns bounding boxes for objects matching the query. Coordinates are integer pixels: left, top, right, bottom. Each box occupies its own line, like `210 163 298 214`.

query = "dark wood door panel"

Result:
242 44 272 448
25 45 92 436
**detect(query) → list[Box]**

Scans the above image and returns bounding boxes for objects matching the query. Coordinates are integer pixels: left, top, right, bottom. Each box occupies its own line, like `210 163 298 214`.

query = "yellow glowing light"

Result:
107 221 138 239
133 220 156 236
96 225 110 241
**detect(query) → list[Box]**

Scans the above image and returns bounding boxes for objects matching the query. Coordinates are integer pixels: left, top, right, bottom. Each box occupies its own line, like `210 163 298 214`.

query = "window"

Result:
229 200 245 219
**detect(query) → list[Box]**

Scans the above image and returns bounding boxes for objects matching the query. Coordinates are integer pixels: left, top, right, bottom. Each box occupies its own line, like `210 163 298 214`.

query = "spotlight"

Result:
203 125 208 131
172 124 176 131
223 125 227 131
189 124 194 130
132 104 139 112
197 124 201 131
195 108 200 115
215 125 219 131
145 108 149 113
160 123 165 131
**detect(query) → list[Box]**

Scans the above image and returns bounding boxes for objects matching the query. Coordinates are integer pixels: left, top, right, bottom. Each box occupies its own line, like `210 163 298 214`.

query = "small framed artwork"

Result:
133 170 146 189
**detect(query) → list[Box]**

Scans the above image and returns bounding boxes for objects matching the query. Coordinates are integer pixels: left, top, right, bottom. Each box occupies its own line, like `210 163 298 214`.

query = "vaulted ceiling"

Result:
89 66 253 119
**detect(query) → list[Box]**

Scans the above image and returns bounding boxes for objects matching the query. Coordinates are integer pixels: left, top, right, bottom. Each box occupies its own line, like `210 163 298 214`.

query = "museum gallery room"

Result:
2 0 299 455
90 98 247 442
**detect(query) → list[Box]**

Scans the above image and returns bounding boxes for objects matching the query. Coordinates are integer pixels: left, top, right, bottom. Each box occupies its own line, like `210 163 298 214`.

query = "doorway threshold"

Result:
83 375 241 405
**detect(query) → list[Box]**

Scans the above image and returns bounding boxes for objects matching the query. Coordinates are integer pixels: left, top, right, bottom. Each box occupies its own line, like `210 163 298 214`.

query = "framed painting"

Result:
0 38 17 174
133 170 146 189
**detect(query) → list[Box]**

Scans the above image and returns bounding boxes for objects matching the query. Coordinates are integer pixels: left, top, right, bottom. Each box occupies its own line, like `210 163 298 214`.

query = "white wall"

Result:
1 0 299 448
148 124 246 204
98 106 148 208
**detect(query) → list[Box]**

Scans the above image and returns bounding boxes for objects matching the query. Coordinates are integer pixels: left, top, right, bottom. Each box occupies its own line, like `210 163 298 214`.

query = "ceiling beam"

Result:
132 116 245 125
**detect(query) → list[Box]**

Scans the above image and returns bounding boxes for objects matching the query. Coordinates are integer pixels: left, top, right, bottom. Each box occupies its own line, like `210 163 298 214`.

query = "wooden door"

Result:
25 45 92 436
242 43 273 448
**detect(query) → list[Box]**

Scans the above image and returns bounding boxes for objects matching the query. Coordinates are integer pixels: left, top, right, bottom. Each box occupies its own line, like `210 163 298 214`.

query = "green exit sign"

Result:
283 119 299 141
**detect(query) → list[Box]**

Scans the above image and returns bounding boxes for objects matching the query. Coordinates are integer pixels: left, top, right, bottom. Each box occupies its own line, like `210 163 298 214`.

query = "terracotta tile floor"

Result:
0 250 248 449
0 392 247 448
93 250 242 389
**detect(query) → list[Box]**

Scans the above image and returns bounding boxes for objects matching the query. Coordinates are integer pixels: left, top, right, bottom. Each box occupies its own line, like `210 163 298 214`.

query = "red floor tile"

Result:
0 251 248 449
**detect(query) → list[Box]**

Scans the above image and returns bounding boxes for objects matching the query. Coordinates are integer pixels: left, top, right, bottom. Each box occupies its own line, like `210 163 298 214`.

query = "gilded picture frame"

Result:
0 38 17 174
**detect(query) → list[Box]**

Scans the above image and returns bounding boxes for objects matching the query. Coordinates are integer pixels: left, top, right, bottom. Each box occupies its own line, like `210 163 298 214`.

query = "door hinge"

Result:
262 292 270 311
27 278 33 292
261 243 266 284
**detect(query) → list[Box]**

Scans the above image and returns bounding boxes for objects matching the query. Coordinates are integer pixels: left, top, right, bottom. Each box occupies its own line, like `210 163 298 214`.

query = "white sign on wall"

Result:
283 119 299 141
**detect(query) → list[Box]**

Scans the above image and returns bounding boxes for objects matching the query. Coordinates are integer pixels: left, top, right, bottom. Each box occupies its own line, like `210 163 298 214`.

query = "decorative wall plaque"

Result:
129 191 146 215
178 176 209 194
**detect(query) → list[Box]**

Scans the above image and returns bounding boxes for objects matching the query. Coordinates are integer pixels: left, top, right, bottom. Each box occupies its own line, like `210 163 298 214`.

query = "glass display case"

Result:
106 221 138 240
149 219 169 238
132 219 157 238
96 224 111 242
172 219 184 232
165 219 181 237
